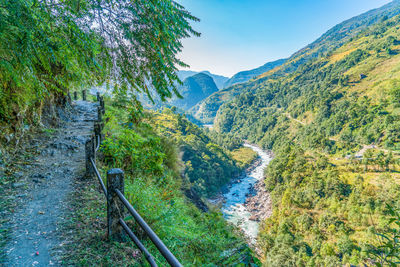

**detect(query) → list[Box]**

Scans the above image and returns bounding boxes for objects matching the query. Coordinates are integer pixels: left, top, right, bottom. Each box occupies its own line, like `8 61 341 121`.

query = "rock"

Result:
249 215 259 221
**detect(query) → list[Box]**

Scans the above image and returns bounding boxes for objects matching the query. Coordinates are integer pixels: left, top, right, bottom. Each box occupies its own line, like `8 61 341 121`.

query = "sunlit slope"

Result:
193 0 400 124
212 9 400 266
214 14 400 152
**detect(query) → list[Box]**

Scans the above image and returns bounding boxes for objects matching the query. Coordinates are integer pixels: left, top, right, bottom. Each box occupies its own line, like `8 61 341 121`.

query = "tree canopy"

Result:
0 0 199 124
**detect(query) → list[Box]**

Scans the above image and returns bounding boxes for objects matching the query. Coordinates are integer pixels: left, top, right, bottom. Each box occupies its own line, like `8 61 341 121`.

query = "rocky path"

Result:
3 101 97 267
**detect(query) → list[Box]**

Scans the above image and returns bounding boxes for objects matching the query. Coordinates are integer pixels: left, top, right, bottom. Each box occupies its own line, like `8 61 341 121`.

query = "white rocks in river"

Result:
222 144 274 241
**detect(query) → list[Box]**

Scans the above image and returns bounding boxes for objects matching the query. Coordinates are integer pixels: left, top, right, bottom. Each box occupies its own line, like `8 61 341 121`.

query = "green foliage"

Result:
0 0 105 124
259 146 400 265
368 205 400 266
230 147 258 169
152 109 242 197
0 0 198 130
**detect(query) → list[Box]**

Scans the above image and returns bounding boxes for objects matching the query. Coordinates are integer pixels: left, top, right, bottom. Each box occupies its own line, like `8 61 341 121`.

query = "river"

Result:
221 144 273 241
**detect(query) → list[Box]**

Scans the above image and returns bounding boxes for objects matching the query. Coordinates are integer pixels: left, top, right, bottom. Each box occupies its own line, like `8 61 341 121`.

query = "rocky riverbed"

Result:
219 144 273 243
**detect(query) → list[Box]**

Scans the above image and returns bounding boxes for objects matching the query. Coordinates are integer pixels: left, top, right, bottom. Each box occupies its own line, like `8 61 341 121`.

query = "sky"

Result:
177 0 392 77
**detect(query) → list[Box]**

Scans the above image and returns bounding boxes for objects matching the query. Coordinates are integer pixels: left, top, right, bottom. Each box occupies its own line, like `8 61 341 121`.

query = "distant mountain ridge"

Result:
223 58 287 88
178 70 229 90
170 73 219 110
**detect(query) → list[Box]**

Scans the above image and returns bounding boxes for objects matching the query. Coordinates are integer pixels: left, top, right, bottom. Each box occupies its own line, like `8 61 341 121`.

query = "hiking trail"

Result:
3 100 97 267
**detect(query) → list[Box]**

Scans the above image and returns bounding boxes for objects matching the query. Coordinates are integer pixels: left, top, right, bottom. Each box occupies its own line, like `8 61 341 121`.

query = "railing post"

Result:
94 122 102 145
96 92 100 102
85 136 94 177
100 97 105 115
82 90 87 101
91 134 96 162
73 91 78 101
67 92 72 103
97 106 103 122
107 169 125 241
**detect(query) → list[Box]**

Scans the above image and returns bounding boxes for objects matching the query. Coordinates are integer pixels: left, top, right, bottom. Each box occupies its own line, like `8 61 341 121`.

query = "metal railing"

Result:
81 90 182 267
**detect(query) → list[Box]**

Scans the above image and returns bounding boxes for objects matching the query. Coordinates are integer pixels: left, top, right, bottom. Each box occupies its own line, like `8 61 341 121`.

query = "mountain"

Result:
201 71 229 90
192 0 400 124
178 70 229 90
177 70 199 80
213 3 400 265
137 72 220 113
171 73 219 110
223 58 287 88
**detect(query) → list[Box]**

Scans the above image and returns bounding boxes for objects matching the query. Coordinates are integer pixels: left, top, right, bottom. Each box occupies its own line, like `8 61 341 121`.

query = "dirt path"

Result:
284 112 306 126
3 100 97 267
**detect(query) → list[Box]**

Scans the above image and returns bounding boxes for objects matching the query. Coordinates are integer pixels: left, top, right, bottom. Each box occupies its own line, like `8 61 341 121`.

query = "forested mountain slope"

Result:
151 109 242 197
224 58 287 88
215 14 400 151
193 0 400 124
178 70 229 90
171 73 219 110
214 8 400 266
138 73 221 113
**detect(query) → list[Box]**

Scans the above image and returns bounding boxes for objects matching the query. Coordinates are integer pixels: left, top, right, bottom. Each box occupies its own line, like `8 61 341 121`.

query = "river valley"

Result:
221 144 273 242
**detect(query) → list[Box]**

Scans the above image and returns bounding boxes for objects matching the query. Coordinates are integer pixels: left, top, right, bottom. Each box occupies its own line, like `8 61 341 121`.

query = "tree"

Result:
82 0 200 102
384 151 394 171
0 0 199 124
363 149 374 171
368 205 400 266
376 151 386 171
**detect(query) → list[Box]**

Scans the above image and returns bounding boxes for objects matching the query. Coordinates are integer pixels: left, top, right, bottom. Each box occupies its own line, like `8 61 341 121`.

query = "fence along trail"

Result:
4 91 182 267
87 95 182 266
4 98 98 266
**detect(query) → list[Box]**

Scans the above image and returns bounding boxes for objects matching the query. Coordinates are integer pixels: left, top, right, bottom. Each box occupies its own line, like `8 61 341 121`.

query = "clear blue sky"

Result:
177 0 392 77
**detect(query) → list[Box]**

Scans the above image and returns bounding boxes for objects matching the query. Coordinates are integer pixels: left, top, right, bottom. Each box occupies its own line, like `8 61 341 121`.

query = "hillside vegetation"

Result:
151 109 242 197
193 0 400 124
224 58 287 88
213 7 400 266
169 73 219 110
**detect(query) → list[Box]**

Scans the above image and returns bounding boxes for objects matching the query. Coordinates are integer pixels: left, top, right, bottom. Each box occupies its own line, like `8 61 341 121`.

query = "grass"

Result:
59 176 145 266
230 147 258 168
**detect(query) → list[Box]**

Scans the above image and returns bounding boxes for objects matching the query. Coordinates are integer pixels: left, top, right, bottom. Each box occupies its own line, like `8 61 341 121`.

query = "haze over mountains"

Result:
177 70 229 90
171 73 219 110
173 58 292 111
140 59 290 112
223 58 287 88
